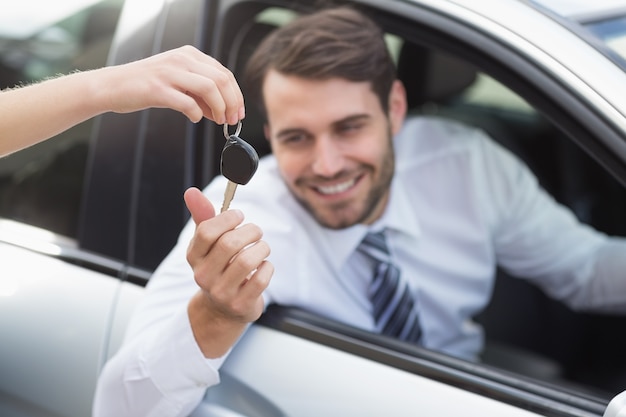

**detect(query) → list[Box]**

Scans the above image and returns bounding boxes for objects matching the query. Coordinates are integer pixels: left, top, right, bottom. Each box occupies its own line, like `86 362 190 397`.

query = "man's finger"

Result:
184 187 215 225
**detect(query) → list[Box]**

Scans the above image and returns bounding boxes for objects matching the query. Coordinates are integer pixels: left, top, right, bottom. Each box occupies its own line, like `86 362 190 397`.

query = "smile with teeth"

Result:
314 177 358 195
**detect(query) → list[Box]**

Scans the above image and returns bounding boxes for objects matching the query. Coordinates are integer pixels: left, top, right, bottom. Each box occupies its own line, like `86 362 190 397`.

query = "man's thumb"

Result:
184 187 215 225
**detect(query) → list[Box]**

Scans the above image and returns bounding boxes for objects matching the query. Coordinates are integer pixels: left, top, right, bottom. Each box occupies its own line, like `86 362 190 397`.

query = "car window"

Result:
220 3 626 401
450 62 626 397
397 42 626 397
0 0 124 238
586 15 626 60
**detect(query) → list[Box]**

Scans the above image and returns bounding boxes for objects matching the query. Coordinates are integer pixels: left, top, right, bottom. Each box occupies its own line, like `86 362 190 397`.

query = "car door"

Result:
0 1 145 417
177 0 626 415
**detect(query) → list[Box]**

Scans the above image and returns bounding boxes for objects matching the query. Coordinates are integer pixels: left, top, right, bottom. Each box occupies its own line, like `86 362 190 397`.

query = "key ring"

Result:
223 121 242 140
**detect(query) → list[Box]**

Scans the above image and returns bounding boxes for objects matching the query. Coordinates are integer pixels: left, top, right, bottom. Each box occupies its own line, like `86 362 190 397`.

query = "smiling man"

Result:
94 7 626 417
262 73 400 229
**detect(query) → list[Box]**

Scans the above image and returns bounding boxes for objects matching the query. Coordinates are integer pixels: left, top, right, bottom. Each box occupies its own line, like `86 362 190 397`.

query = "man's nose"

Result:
311 136 343 177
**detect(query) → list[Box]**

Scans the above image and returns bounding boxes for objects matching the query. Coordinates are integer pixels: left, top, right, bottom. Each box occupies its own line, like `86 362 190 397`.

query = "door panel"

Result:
0 243 122 417
217 326 544 417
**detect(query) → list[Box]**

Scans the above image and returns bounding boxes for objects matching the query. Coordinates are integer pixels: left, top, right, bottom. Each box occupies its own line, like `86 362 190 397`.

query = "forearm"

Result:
188 290 250 358
0 45 246 157
0 70 107 156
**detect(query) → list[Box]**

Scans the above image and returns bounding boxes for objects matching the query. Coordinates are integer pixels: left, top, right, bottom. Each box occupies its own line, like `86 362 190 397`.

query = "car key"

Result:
220 121 259 213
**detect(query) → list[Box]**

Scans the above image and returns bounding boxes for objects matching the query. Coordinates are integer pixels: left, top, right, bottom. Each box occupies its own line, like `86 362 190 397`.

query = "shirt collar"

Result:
377 175 421 241
321 175 422 270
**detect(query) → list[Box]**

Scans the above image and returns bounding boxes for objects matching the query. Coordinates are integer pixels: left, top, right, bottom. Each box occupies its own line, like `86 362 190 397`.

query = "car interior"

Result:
216 5 626 398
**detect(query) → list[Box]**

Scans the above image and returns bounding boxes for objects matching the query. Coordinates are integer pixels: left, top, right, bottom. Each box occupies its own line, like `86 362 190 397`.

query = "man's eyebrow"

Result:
275 114 372 139
333 114 370 126
275 127 307 140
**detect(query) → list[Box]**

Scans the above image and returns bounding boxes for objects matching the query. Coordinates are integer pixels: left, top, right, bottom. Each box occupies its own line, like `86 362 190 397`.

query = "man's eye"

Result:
338 123 362 134
279 133 307 145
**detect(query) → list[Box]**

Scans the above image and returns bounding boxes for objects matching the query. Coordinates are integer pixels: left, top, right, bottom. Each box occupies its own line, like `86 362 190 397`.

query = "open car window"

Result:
213 2 626 405
0 0 124 238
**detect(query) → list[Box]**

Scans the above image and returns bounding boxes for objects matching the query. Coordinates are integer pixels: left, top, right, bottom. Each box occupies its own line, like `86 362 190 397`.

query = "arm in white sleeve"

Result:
93 222 227 417
483 133 626 311
93 184 273 417
575 238 626 312
93 310 226 417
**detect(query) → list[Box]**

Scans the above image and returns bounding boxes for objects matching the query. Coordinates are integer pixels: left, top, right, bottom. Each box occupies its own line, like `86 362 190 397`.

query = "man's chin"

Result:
294 192 368 229
308 206 364 230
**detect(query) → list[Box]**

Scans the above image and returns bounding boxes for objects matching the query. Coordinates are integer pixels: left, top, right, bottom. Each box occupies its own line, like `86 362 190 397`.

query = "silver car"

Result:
2 0 626 416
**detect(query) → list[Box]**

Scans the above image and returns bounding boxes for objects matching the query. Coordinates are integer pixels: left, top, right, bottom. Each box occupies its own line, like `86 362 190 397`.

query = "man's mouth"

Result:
314 176 359 196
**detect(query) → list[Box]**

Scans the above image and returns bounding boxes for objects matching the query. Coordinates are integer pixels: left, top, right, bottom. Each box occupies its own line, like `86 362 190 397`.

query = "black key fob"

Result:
220 135 259 185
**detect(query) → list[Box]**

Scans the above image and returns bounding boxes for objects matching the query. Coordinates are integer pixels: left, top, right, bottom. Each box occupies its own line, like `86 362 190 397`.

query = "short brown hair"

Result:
243 6 396 117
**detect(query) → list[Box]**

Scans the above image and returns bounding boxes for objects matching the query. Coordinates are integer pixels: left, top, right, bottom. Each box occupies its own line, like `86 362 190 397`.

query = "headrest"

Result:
396 42 477 109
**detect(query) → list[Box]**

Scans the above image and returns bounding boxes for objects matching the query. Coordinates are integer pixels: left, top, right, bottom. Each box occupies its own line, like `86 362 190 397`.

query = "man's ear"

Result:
388 80 407 135
263 123 275 151
263 124 270 141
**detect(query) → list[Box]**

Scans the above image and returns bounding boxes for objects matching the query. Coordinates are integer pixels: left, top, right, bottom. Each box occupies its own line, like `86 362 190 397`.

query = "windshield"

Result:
529 0 626 65
585 15 626 61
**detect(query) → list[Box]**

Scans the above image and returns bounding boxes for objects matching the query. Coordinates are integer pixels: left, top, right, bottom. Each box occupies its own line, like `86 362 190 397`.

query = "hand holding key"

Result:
220 121 259 213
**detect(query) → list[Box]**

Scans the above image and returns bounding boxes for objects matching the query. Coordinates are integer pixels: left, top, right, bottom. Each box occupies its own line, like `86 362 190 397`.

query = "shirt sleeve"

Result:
93 220 227 417
93 310 226 417
582 239 626 312
482 133 626 310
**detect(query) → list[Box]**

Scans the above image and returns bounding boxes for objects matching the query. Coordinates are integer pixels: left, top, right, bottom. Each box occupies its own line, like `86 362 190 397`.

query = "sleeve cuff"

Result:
141 310 226 395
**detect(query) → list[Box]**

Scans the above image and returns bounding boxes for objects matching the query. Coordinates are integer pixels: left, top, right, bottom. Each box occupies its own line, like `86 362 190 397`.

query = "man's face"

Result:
262 70 406 229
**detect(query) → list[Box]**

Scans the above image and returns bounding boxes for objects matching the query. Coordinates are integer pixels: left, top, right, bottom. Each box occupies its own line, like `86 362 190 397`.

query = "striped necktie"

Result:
358 230 422 343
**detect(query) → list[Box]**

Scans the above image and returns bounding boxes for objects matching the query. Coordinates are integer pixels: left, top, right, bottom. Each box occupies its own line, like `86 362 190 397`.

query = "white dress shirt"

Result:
93 116 626 417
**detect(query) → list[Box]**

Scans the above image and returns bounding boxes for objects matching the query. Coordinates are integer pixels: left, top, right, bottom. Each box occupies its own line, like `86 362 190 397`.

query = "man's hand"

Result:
184 187 273 358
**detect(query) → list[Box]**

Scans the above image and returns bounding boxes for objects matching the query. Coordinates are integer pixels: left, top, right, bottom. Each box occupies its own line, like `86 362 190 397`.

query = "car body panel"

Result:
0 221 142 417
0 243 124 417
221 326 544 417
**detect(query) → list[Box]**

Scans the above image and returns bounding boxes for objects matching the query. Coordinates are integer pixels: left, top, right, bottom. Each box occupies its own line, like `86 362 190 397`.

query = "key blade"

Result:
220 181 238 213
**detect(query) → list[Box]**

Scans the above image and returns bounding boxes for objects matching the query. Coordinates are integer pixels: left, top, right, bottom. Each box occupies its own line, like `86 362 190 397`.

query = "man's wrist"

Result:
187 290 247 359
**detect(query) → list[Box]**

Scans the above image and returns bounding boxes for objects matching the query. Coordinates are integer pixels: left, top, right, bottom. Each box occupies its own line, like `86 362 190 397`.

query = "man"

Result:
94 7 626 417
